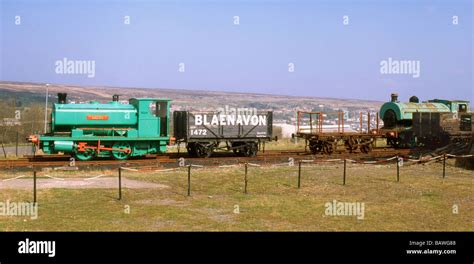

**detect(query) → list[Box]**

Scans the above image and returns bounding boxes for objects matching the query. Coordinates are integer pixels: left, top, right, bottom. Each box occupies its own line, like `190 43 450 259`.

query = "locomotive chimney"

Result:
409 96 419 103
113 94 119 102
58 93 67 104
390 93 398 103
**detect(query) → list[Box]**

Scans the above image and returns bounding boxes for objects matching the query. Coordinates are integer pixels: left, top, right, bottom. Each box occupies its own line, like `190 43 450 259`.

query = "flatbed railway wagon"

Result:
293 111 382 154
173 110 274 157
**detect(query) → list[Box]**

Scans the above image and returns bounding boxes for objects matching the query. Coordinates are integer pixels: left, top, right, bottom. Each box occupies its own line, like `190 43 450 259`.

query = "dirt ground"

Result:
0 176 168 189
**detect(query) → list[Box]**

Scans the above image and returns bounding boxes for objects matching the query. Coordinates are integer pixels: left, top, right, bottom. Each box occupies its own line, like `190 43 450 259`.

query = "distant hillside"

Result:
0 81 384 121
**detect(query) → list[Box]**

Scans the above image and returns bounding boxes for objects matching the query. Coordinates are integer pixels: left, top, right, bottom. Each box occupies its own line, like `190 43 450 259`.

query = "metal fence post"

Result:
443 154 446 178
297 161 302 189
118 167 122 200
16 131 19 157
33 170 37 204
187 165 191 196
343 159 346 185
396 156 400 182
244 163 248 194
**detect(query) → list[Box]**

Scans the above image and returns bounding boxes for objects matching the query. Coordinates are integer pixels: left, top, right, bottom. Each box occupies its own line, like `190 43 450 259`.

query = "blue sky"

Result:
0 0 472 103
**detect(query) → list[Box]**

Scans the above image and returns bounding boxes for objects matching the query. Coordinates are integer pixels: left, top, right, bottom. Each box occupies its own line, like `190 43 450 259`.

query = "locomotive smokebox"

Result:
113 94 120 102
58 93 67 104
391 93 399 103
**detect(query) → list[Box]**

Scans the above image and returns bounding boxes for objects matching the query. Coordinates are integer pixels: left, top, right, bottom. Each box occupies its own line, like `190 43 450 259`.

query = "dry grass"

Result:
0 160 472 231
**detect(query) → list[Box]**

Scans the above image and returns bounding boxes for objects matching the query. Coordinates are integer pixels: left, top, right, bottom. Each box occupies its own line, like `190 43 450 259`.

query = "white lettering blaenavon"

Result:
194 114 267 126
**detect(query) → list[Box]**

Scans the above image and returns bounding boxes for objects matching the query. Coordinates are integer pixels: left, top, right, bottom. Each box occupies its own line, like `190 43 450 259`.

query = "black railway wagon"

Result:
173 110 273 157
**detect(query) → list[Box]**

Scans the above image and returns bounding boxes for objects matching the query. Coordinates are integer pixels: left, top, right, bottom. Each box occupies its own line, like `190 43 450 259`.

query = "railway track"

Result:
0 148 412 171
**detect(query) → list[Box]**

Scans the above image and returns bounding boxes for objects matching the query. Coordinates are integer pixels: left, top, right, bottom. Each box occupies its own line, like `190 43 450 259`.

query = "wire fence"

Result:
0 130 35 158
1 152 472 203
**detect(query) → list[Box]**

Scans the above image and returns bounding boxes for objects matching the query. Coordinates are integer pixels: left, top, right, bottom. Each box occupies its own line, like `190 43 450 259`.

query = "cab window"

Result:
156 102 168 118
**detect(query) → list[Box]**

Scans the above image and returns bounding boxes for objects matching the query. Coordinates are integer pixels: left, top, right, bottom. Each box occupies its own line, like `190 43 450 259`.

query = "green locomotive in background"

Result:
380 93 473 148
28 94 171 161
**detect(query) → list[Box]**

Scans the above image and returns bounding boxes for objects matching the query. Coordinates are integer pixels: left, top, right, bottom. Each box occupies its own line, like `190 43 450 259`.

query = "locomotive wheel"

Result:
112 142 132 160
74 150 95 161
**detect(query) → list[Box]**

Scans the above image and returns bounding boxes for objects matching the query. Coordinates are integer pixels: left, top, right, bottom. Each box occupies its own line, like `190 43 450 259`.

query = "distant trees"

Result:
248 102 271 109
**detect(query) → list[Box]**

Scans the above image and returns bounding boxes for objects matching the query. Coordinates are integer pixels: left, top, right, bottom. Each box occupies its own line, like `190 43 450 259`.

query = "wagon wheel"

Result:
309 139 323 154
345 137 357 153
360 140 373 154
242 143 258 157
195 143 213 158
360 144 369 154
309 143 322 154
187 143 197 157
323 142 334 155
231 142 243 155
344 139 353 153
112 142 132 160
205 144 214 158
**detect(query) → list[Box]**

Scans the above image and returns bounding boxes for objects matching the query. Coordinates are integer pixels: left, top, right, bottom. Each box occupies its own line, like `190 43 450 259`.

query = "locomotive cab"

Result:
129 98 170 138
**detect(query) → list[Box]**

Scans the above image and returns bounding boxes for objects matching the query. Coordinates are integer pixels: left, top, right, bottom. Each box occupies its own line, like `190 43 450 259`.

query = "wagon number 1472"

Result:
191 129 207 136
